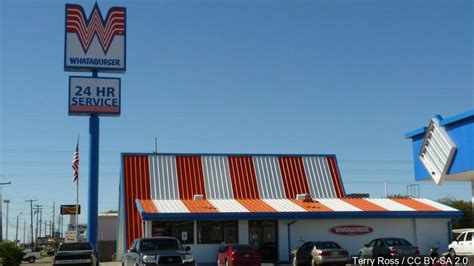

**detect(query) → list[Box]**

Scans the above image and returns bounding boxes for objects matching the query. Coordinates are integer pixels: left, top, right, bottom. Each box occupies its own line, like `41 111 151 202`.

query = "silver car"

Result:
358 238 419 259
292 241 349 266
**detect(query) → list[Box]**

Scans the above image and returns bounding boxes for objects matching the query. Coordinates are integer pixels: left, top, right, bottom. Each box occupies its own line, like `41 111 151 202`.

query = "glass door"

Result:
249 220 278 261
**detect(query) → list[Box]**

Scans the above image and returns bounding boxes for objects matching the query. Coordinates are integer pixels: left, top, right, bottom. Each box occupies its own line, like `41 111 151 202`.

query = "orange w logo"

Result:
66 4 125 55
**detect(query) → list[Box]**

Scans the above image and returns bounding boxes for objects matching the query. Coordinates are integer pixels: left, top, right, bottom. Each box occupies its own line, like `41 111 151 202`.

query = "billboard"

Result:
65 3 126 72
60 204 81 215
69 76 121 116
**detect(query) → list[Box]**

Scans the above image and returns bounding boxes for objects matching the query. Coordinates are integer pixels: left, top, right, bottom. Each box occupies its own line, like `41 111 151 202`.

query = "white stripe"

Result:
202 156 233 199
365 199 415 211
149 156 179 200
263 199 306 212
208 199 248 213
153 200 189 213
414 198 458 211
254 157 285 199
318 199 361 211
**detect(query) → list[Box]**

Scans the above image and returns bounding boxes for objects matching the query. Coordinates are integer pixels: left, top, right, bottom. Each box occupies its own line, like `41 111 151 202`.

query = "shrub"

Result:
0 242 23 266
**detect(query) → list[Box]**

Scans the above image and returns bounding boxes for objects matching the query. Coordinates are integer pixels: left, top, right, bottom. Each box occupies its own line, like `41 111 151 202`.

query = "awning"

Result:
135 197 461 221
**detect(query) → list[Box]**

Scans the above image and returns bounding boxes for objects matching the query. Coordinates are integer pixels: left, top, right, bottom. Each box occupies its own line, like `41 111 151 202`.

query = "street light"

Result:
15 212 22 246
4 199 10 241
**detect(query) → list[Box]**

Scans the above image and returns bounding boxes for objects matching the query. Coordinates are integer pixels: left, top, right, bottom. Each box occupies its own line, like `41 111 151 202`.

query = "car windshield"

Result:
315 242 341 249
385 238 412 246
59 242 93 251
141 239 180 252
232 245 254 251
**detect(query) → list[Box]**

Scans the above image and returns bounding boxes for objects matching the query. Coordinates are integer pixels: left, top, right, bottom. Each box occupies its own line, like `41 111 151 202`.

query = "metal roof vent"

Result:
193 194 204 201
418 118 456 185
296 193 312 201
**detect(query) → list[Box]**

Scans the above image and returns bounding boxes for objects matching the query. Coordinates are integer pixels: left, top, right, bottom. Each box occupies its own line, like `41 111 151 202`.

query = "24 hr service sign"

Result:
69 76 121 116
64 4 126 72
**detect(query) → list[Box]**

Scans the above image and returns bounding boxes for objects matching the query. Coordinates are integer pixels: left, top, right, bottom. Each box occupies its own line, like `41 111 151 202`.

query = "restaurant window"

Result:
197 221 238 244
151 221 194 244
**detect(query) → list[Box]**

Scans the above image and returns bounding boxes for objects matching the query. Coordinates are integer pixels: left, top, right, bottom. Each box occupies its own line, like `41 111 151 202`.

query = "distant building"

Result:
98 213 117 262
346 193 370 198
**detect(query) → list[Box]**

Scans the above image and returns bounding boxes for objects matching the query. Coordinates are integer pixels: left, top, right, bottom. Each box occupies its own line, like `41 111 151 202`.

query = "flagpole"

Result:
76 134 79 241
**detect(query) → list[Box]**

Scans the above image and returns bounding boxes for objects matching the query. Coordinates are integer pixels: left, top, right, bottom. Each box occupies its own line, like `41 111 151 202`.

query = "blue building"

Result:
405 109 474 184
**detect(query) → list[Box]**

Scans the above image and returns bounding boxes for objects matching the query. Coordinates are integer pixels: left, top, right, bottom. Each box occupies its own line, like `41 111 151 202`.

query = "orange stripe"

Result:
140 200 159 213
340 198 387 211
176 156 206 199
290 199 333 212
237 199 276 212
124 155 150 248
181 199 218 213
279 157 310 199
391 198 440 211
228 156 259 199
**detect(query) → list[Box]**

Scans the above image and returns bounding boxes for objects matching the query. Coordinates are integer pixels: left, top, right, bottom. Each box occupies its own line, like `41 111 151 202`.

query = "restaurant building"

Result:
116 153 460 262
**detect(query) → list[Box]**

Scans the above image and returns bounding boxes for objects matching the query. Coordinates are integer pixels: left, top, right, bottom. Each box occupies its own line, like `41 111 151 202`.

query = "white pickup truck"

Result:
22 249 42 263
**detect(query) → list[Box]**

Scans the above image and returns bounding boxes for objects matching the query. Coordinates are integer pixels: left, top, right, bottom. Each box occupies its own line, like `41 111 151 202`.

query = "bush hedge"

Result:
0 242 23 266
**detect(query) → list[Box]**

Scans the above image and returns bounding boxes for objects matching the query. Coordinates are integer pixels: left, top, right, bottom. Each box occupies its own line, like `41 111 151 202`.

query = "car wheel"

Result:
292 256 298 266
449 249 456 259
28 257 36 263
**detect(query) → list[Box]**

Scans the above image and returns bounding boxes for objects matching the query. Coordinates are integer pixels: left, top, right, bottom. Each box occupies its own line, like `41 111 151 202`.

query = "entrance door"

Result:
249 220 278 261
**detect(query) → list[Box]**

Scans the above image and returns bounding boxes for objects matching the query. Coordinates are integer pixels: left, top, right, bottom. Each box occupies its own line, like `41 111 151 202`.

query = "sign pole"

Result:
88 70 100 254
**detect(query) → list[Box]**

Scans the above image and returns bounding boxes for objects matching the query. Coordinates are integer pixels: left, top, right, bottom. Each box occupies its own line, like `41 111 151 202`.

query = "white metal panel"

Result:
317 199 362 211
414 198 458 211
419 119 456 185
152 200 189 213
303 157 337 198
202 156 233 199
263 199 306 212
149 156 179 199
253 156 285 199
365 199 415 211
208 199 249 213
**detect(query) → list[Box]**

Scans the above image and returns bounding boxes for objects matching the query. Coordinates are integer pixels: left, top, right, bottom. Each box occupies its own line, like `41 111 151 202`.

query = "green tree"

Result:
437 197 472 229
0 242 23 266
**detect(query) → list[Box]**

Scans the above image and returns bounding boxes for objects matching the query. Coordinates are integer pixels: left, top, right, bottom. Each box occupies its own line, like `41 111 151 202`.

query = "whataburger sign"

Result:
65 3 125 117
330 225 374 236
64 3 126 72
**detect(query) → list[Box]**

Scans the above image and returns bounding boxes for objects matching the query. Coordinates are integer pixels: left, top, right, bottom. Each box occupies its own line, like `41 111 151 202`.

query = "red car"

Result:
217 244 262 266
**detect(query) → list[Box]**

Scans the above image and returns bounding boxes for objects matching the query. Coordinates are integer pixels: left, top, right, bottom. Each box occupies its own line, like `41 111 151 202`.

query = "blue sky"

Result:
0 0 472 240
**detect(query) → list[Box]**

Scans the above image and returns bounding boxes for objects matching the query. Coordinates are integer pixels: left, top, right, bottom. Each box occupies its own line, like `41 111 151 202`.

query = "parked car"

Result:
358 238 420 259
291 241 349 266
217 244 262 266
53 242 97 266
122 236 195 266
22 249 42 263
448 229 474 257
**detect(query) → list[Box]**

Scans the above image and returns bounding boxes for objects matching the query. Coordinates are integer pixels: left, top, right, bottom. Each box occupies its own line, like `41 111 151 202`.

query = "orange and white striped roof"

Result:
119 153 460 250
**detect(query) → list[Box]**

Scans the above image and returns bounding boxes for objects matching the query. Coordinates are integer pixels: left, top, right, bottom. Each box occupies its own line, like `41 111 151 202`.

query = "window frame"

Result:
197 221 238 244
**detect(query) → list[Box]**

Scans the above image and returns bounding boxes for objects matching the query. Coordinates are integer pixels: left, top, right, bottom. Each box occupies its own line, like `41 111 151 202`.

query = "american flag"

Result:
72 141 79 182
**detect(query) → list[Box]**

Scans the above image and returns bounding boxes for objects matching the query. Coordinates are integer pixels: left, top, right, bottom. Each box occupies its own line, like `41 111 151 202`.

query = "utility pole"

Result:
15 212 21 245
44 220 46 238
34 204 42 246
25 199 37 248
3 199 10 241
39 208 43 237
52 202 55 238
23 220 26 245
0 181 11 242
